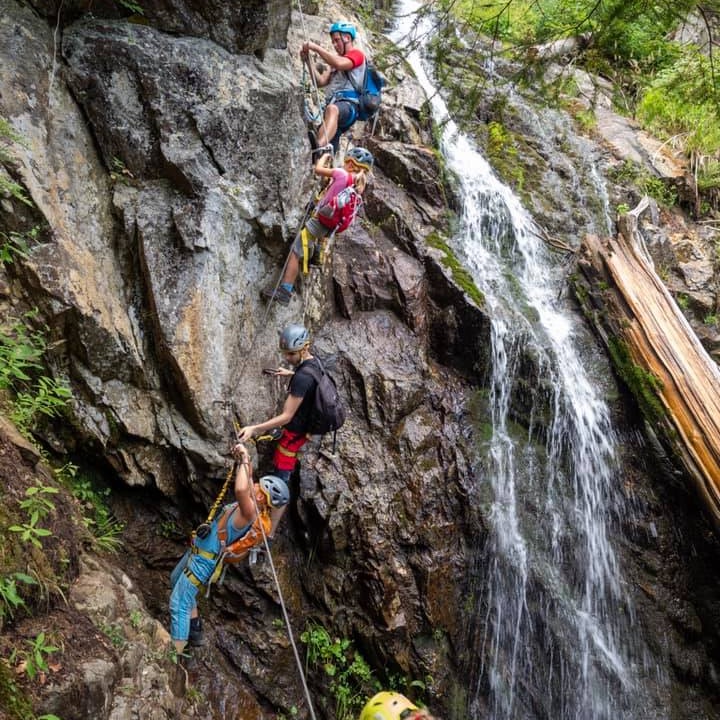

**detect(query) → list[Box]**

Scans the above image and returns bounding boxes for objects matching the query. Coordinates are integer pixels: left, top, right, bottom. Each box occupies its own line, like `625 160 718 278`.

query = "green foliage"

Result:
8 514 52 549
675 293 690 310
300 623 379 720
0 658 34 720
56 463 124 553
696 159 720 193
444 0 691 73
100 622 126 649
638 50 720 156
0 227 37 265
8 479 58 551
0 312 72 434
0 314 45 389
607 159 677 207
109 156 136 185
17 482 58 523
10 631 59 681
116 0 144 15
10 376 72 431
0 573 37 622
0 117 32 207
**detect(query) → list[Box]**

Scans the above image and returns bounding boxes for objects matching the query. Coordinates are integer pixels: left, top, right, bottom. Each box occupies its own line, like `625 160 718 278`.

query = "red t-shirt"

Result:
344 48 365 68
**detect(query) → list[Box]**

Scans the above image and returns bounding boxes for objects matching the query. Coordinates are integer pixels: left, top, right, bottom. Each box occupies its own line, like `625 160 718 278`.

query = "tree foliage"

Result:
433 0 720 193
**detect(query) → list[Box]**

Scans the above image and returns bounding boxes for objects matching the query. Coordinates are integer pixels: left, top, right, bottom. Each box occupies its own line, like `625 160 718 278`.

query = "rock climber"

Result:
261 147 373 306
168 442 289 654
301 21 366 155
359 692 440 720
236 324 321 527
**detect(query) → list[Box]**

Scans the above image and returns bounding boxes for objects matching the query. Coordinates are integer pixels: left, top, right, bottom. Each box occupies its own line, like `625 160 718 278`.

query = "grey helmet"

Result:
279 324 310 351
346 147 374 170
259 475 290 508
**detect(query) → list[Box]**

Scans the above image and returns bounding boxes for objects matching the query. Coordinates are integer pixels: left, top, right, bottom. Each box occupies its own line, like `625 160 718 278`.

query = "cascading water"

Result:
389 5 666 719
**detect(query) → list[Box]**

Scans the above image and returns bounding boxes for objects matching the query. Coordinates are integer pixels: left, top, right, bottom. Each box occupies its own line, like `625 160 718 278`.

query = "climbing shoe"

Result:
188 617 205 647
309 240 326 267
261 284 292 306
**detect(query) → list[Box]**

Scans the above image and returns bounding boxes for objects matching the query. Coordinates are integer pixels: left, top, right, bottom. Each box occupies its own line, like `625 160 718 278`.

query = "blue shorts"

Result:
169 567 199 642
333 99 358 133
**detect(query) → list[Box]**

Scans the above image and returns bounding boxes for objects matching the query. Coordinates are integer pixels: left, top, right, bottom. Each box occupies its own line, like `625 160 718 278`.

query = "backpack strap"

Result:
342 63 366 98
214 503 237 554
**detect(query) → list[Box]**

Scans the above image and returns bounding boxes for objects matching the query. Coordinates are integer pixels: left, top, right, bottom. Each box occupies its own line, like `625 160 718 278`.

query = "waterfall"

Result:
389 6 665 719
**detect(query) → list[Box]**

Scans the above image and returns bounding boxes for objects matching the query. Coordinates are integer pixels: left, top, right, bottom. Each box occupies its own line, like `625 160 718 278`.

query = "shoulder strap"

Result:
215 503 237 550
343 63 366 95
302 358 325 381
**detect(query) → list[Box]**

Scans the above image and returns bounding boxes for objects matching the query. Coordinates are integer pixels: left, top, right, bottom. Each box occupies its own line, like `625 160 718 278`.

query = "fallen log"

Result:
575 197 720 528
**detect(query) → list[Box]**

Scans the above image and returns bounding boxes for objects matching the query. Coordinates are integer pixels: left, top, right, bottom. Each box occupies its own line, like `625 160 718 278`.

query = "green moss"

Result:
607 159 677 208
0 658 33 720
486 121 525 192
607 337 666 424
426 234 485 308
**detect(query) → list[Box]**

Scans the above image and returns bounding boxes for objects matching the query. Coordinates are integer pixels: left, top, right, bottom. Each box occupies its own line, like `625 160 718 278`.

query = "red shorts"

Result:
273 429 309 472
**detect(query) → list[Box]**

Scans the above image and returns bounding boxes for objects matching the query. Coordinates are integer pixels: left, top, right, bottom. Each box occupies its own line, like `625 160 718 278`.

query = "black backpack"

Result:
302 359 346 437
344 61 386 122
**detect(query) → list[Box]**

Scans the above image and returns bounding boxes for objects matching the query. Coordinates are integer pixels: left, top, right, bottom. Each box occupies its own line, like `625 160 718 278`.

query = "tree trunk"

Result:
576 197 720 529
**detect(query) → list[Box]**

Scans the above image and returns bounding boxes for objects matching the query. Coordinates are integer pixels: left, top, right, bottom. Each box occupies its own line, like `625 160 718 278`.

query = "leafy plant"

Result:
10 375 73 429
0 314 44 390
116 0 144 15
0 573 37 622
638 50 720 158
8 513 52 549
0 229 33 265
300 623 379 720
57 465 125 553
0 312 72 433
10 631 59 681
0 116 32 206
100 622 125 649
19 482 59 521
109 156 136 184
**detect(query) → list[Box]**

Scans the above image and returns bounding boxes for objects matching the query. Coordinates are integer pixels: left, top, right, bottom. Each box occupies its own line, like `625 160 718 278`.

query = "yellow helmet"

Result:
359 692 419 720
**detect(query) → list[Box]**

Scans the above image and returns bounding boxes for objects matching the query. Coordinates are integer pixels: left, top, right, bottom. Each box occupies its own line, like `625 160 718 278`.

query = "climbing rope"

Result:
246 469 318 720
205 10 352 715
294 0 333 154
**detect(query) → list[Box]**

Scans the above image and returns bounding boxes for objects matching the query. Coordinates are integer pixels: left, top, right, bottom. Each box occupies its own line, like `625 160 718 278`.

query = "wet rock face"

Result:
0 1 491 716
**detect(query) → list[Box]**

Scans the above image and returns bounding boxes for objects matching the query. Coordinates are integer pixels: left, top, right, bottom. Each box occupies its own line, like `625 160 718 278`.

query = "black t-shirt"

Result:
285 358 321 433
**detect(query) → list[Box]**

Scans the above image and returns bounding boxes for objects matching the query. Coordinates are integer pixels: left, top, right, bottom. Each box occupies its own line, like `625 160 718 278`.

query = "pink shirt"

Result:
318 168 353 209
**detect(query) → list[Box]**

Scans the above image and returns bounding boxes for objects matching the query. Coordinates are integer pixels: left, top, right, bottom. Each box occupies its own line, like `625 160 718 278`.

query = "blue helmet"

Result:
329 21 356 40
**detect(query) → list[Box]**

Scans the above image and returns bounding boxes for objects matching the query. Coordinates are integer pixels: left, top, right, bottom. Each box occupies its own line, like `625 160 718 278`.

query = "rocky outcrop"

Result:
27 0 291 56
0 0 492 717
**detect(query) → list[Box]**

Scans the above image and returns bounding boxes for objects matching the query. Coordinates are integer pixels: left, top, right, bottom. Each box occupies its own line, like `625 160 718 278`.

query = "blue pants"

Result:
169 550 199 643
